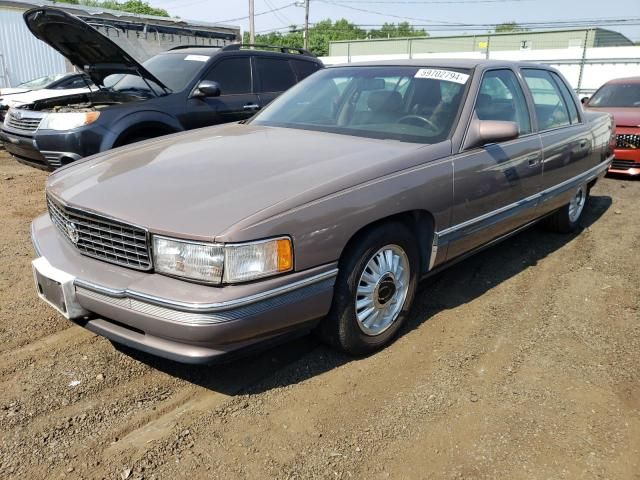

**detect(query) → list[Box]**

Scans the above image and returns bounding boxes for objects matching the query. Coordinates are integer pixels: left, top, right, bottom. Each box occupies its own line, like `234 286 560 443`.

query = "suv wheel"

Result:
318 222 419 355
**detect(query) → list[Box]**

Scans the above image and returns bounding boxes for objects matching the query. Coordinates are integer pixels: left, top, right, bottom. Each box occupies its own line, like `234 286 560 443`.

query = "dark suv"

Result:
0 7 322 170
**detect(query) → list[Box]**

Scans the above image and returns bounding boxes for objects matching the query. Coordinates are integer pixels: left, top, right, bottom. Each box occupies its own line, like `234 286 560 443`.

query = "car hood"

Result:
23 7 169 91
0 87 30 96
1 87 94 107
587 106 640 127
47 123 442 240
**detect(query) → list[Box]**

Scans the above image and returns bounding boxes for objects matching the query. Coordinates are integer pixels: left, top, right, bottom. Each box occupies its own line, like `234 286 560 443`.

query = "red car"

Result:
586 76 640 176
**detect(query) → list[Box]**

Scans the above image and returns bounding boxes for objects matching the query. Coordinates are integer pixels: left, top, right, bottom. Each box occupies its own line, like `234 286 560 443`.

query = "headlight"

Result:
152 236 293 284
39 111 100 131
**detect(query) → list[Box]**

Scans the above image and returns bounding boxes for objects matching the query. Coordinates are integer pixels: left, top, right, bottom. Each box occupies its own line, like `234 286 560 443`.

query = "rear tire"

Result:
544 184 588 233
318 222 419 355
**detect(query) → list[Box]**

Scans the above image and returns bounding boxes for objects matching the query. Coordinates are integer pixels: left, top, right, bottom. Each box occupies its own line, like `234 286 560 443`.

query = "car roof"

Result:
328 58 549 70
603 76 640 85
162 46 320 62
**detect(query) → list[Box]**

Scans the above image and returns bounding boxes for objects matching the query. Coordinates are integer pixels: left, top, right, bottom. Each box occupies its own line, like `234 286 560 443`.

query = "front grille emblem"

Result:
66 222 79 244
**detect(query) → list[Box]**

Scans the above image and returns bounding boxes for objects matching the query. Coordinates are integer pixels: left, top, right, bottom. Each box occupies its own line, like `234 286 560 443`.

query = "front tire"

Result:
319 222 419 355
544 184 588 233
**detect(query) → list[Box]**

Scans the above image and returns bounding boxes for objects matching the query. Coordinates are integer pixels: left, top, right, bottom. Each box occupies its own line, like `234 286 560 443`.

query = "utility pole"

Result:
303 0 310 50
249 0 255 45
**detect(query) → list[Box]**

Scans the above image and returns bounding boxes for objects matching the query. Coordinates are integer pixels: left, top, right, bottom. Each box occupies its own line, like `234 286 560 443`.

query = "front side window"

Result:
522 69 571 131
589 82 640 108
256 57 297 93
476 69 531 135
291 60 321 81
251 66 470 144
204 57 252 95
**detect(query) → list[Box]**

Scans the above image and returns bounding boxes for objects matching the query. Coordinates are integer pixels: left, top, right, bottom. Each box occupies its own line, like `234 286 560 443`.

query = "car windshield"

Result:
589 82 640 108
17 74 67 89
107 52 214 95
251 66 470 143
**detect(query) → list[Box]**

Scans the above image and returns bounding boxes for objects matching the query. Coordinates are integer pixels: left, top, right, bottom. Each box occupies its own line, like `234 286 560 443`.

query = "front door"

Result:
183 56 259 129
446 68 543 259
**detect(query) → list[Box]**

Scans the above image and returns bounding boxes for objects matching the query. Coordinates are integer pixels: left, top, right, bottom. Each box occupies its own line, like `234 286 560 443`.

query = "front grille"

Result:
616 134 640 149
5 112 41 131
611 159 640 171
47 195 152 271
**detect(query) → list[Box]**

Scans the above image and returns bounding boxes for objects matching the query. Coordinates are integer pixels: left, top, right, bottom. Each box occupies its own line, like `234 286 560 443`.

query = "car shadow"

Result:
116 194 612 396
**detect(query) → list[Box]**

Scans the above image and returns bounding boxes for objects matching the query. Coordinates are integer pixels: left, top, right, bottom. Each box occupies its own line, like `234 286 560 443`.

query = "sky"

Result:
149 0 640 41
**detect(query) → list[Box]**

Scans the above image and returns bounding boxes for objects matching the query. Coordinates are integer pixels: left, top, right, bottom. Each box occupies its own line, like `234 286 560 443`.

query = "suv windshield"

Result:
589 82 640 108
107 52 214 96
251 66 470 143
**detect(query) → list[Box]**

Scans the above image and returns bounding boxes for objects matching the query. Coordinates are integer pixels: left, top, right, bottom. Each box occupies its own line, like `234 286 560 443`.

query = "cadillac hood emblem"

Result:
66 222 79 244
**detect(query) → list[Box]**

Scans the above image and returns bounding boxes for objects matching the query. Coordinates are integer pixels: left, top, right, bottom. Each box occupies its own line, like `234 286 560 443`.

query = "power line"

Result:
325 0 534 3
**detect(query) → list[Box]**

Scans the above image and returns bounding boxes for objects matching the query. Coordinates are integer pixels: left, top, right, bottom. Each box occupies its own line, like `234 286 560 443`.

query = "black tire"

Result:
543 184 589 233
318 222 420 355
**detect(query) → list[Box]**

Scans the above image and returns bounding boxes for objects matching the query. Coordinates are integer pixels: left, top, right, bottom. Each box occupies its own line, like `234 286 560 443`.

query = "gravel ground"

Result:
0 151 638 480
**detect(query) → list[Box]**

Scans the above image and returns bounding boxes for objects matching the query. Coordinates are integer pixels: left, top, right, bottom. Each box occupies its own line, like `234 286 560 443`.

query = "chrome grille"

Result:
5 112 41 131
616 134 640 149
611 159 640 171
47 195 152 271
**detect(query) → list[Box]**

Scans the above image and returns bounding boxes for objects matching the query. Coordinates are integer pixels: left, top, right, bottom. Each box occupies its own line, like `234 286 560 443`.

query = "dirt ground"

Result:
0 150 638 480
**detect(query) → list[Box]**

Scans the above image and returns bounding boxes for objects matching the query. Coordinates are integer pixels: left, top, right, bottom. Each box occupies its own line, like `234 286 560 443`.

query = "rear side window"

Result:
204 57 252 95
291 60 321 81
256 57 296 93
522 69 571 131
476 69 531 135
550 72 580 124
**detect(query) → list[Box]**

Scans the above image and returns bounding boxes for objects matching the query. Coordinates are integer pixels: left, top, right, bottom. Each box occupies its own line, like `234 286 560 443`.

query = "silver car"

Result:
31 60 614 363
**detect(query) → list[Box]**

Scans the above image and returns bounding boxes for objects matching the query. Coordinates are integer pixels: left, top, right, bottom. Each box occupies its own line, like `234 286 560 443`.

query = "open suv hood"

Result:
23 7 169 91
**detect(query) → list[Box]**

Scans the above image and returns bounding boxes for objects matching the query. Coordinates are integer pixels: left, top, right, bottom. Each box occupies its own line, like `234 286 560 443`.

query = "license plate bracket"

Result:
32 257 89 320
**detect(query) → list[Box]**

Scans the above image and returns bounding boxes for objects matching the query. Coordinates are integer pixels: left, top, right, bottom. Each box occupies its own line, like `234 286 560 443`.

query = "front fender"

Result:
100 110 184 151
216 157 454 271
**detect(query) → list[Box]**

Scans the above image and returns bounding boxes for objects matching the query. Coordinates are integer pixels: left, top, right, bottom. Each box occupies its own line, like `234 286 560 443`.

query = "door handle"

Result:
243 103 260 110
525 154 540 167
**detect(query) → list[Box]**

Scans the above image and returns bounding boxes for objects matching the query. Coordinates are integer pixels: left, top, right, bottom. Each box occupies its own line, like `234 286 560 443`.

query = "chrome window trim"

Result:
436 156 612 241
73 267 339 314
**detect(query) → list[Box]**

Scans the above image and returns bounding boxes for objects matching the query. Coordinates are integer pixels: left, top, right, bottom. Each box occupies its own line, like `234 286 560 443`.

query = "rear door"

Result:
254 56 298 108
521 68 594 207
447 68 543 258
183 56 259 129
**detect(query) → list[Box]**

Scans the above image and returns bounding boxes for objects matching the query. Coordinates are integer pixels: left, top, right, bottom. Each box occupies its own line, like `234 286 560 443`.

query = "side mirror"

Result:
581 97 590 105
192 80 221 98
464 115 519 150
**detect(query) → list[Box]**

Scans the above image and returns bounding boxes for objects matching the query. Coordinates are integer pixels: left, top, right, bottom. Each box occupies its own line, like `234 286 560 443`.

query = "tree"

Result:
244 19 427 56
54 0 169 17
368 22 428 39
495 21 528 33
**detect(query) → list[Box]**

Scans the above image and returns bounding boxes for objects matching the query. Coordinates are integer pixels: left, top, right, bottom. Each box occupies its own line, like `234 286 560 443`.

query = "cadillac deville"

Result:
31 60 615 363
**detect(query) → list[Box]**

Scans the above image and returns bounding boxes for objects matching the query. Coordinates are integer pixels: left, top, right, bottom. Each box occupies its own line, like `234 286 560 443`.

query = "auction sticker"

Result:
414 68 470 84
185 54 210 62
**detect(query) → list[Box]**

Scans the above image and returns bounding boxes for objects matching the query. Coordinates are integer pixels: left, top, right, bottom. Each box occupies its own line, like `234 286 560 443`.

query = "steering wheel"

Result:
396 114 437 130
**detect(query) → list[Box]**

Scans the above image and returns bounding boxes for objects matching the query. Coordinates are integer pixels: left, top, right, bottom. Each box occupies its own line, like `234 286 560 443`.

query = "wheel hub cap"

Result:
355 245 410 336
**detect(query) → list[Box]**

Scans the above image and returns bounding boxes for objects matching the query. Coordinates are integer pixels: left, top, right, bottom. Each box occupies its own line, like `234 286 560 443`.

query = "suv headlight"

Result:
39 111 100 131
152 236 293 284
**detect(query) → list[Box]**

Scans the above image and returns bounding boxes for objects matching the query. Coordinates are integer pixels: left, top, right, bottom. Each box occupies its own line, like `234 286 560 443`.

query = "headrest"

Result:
368 90 403 113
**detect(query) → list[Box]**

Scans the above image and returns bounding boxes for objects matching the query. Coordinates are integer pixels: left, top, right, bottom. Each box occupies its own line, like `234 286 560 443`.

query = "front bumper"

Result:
31 214 337 363
609 148 640 176
0 128 89 170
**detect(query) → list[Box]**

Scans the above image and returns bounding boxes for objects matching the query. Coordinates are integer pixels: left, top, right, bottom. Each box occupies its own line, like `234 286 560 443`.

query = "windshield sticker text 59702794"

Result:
414 68 470 84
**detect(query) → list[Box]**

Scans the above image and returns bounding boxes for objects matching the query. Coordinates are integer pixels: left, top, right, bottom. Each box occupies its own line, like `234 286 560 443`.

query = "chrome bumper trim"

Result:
73 268 339 314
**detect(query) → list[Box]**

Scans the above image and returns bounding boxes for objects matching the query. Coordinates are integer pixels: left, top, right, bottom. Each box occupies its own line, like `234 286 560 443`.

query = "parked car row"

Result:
0 8 321 169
